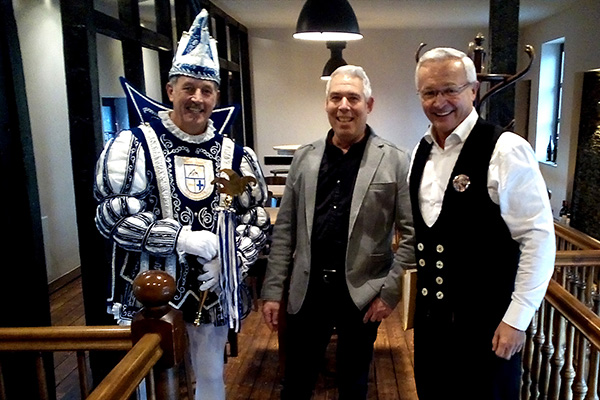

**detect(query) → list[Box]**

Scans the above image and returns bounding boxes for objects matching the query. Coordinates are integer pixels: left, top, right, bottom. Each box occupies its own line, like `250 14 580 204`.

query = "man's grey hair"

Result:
415 47 477 88
326 65 372 100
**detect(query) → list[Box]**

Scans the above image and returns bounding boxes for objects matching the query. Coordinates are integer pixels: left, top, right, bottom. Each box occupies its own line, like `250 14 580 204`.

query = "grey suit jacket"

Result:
262 129 415 314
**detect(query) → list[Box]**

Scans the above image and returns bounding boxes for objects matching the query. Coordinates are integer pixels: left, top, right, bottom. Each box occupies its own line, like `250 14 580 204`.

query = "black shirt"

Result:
311 127 371 273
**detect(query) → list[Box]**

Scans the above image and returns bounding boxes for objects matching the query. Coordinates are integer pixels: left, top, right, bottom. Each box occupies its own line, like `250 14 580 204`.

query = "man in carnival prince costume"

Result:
94 9 269 400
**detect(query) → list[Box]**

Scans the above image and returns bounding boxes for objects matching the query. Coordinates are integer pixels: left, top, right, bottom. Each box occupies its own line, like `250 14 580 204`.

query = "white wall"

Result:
249 27 484 173
519 0 600 216
13 0 81 284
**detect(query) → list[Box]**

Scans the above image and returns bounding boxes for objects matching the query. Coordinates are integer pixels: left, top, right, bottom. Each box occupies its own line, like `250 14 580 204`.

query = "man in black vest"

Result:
409 47 555 399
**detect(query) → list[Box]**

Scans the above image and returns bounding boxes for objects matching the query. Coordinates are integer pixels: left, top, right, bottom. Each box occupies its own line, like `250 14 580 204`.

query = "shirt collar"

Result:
423 108 479 146
158 110 216 144
326 125 372 153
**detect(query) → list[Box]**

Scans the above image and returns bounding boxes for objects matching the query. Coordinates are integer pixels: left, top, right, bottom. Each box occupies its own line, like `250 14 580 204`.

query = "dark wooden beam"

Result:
488 0 519 128
119 0 145 100
60 0 123 386
239 30 255 148
0 0 55 397
155 0 175 103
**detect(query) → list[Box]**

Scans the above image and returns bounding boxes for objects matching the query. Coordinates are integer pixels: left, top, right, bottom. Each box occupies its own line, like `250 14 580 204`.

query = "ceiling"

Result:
210 0 581 30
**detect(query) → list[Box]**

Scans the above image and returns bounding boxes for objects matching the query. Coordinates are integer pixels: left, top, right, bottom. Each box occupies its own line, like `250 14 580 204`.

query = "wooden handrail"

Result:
555 222 600 250
0 326 132 351
87 333 163 400
545 280 600 351
555 250 600 267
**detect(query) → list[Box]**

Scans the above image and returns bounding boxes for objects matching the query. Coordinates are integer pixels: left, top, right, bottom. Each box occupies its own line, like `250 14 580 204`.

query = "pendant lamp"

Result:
321 41 347 80
294 0 362 41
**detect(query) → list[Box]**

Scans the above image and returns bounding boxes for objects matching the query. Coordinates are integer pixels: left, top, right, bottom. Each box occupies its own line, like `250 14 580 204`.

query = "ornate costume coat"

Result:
94 112 269 325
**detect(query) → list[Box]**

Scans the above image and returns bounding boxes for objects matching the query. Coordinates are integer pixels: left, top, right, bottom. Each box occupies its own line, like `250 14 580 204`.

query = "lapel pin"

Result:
452 174 470 192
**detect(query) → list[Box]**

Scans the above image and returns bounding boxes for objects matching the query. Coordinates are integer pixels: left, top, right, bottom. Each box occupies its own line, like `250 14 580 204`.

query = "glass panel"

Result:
142 47 163 102
534 38 564 166
94 0 118 19
139 0 157 31
96 33 128 143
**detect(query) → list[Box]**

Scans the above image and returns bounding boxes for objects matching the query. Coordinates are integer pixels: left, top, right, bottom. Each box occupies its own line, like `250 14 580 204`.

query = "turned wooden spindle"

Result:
522 313 536 400
585 287 600 400
539 301 555 399
572 275 589 400
530 301 545 400
560 274 578 400
548 270 569 400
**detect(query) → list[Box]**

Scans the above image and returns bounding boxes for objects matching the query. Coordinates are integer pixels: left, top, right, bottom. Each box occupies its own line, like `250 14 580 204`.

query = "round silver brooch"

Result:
452 174 471 192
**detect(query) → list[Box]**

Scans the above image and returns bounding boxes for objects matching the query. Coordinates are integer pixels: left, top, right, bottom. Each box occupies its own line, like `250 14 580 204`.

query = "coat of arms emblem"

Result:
175 156 214 200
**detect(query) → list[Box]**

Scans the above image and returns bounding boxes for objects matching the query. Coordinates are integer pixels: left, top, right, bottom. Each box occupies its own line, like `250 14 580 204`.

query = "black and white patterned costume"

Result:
94 111 269 326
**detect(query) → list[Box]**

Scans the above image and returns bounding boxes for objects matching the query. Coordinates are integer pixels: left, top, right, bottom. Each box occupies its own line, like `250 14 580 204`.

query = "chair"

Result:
265 175 286 207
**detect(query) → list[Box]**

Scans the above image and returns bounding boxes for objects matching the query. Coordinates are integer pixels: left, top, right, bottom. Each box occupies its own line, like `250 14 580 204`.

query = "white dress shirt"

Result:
409 109 556 331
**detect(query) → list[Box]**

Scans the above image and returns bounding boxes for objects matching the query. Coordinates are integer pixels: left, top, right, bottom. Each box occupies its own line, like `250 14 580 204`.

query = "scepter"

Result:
192 169 256 328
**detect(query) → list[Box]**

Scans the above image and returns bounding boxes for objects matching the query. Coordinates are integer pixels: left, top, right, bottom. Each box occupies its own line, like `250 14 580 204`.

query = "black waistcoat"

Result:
409 119 520 336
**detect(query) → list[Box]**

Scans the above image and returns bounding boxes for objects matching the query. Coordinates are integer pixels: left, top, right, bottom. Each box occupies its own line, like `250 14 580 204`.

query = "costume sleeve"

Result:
489 132 556 331
380 147 416 309
235 146 270 274
94 130 181 257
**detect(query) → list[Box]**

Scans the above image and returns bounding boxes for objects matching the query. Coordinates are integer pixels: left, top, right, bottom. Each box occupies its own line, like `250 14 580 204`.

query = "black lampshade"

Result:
294 0 362 41
321 41 347 80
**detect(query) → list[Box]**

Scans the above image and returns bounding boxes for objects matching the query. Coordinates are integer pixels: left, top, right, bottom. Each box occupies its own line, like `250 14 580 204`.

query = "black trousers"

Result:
280 272 380 400
414 310 522 400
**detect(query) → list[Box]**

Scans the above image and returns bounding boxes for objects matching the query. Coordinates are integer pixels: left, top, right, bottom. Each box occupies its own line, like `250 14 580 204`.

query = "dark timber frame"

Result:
0 0 55 397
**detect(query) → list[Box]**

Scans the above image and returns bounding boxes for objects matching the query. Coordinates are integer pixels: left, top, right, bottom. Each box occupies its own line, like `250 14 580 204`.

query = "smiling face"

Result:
416 59 478 145
325 74 374 150
166 76 219 135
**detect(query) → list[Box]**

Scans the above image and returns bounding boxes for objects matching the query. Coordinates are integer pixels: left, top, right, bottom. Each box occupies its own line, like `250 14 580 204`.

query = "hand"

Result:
362 297 393 323
262 300 280 331
198 257 221 292
492 321 526 360
177 228 218 261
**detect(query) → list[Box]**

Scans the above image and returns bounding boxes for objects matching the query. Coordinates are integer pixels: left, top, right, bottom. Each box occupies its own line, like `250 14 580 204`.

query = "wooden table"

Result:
268 184 285 199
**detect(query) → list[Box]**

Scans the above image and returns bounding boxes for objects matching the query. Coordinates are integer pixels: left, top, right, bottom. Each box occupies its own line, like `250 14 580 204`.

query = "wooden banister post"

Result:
131 270 189 400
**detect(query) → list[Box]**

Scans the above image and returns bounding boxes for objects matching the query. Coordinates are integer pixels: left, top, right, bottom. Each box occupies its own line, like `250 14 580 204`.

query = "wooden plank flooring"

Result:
50 276 418 399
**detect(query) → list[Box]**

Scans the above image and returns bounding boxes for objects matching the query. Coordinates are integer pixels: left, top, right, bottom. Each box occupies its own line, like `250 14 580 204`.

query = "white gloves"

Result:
176 228 218 263
198 257 221 292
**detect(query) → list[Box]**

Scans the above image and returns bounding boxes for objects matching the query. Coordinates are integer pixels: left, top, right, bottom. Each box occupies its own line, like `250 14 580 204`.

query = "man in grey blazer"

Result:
261 65 415 400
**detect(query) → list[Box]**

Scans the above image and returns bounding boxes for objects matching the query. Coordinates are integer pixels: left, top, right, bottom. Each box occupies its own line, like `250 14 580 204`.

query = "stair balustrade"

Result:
522 222 600 400
0 269 190 400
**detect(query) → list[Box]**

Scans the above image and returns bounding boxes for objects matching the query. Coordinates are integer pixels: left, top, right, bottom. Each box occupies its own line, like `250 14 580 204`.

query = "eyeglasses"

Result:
418 83 472 101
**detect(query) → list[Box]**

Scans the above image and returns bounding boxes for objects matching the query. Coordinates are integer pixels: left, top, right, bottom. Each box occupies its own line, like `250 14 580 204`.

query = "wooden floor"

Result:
50 276 418 399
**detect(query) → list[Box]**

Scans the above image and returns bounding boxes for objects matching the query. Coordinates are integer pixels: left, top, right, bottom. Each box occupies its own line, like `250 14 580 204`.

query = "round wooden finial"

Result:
132 270 176 307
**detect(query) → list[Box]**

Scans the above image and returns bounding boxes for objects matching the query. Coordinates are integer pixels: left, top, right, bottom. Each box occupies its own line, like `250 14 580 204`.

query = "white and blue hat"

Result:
169 9 220 85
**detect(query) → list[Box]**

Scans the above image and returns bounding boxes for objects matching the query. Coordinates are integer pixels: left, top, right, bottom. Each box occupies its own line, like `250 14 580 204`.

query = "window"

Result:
535 38 565 165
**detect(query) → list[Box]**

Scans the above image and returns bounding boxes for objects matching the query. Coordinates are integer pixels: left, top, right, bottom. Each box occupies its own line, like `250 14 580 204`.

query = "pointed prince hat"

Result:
169 9 220 84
